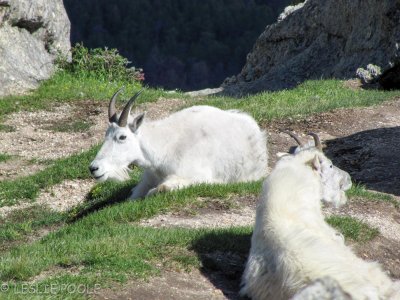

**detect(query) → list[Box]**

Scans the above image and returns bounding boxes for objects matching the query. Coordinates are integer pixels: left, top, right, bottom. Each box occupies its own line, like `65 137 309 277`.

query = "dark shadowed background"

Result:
63 0 293 91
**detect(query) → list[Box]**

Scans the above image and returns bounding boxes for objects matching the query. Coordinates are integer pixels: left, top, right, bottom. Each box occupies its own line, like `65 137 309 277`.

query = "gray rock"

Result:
0 0 71 97
223 0 400 95
291 277 352 300
185 87 224 97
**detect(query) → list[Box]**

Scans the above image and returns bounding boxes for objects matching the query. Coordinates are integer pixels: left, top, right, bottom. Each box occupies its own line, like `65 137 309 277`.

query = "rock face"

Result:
223 0 400 95
0 0 71 97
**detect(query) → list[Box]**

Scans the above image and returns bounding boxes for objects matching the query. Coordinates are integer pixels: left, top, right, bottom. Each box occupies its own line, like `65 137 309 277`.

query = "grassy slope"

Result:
0 71 184 122
0 77 399 298
202 80 400 122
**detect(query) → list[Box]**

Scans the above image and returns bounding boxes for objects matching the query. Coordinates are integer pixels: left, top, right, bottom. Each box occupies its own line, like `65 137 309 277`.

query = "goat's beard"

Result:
104 166 131 182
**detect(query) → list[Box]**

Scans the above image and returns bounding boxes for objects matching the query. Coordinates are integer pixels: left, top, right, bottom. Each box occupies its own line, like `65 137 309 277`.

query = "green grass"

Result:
43 120 93 133
0 183 378 299
0 154 261 258
0 206 64 252
2 78 399 125
69 180 262 224
199 80 400 122
0 71 184 122
348 184 399 208
0 124 15 132
0 153 12 163
326 215 379 242
0 146 100 207
0 162 381 299
0 194 252 298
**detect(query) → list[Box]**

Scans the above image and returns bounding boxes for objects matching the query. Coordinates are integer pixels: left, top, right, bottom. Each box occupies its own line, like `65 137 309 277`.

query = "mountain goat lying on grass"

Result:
89 88 268 199
241 133 400 300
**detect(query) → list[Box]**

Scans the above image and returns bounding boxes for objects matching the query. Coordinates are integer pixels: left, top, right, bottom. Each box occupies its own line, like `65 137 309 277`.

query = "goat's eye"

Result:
119 135 127 141
330 165 333 168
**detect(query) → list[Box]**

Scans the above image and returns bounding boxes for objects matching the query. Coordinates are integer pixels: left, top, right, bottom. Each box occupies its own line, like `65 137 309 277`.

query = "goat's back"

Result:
145 105 268 182
241 152 396 300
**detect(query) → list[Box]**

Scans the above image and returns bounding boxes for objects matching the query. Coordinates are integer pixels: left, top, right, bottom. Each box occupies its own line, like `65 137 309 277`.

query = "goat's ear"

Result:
129 113 145 133
311 154 321 171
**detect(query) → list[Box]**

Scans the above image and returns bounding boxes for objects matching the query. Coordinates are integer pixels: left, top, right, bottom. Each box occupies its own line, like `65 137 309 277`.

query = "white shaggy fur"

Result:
241 146 399 300
90 104 268 199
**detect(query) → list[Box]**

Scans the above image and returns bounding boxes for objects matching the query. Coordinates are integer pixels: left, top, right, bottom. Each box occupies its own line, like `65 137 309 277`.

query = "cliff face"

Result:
0 0 71 97
223 0 400 95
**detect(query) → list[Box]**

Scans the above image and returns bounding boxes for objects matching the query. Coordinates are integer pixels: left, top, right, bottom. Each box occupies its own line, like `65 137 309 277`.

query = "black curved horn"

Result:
308 132 322 151
117 90 144 127
109 87 124 123
285 131 305 148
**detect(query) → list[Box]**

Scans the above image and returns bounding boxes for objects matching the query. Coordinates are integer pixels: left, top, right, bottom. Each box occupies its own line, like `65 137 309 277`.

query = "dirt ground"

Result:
0 90 399 299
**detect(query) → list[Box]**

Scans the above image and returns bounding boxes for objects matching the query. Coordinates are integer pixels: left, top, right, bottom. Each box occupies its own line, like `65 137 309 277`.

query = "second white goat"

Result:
241 133 399 300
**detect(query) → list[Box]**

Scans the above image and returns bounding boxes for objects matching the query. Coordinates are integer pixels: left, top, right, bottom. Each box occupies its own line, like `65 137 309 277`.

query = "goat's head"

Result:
287 132 352 207
89 88 145 182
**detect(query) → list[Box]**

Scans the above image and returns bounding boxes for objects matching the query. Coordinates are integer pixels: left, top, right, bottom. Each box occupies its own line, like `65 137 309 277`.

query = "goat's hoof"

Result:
146 185 170 197
157 184 170 193
146 188 157 197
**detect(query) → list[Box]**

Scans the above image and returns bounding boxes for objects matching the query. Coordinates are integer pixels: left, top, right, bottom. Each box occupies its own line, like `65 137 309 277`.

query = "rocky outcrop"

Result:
223 0 400 95
0 0 71 97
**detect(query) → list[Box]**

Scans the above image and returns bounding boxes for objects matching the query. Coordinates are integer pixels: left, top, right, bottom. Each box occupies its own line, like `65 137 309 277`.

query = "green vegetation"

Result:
201 80 400 123
0 124 15 132
0 153 12 163
326 215 379 242
44 120 93 133
0 224 251 299
56 43 144 83
0 181 380 299
0 146 99 207
0 179 258 298
0 206 64 252
69 180 262 223
348 184 399 208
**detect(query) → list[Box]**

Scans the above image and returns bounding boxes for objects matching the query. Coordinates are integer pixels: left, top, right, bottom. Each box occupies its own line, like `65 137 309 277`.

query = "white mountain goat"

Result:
240 133 400 300
89 88 268 199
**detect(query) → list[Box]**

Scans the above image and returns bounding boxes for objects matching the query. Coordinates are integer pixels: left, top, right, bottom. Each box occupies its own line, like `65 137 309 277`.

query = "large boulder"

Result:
0 0 71 97
223 0 400 95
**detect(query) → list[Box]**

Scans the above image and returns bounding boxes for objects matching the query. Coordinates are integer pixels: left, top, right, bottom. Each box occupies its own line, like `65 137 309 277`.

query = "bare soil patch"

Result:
94 269 228 300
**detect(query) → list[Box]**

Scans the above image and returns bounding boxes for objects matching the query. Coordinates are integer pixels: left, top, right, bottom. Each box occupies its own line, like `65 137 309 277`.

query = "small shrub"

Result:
56 43 145 83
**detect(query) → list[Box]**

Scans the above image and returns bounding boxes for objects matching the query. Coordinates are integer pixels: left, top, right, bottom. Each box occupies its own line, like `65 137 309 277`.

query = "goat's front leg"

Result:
146 175 193 197
129 170 159 200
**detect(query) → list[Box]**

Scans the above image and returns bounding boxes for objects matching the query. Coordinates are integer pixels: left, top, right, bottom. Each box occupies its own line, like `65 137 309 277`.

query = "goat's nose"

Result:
89 165 99 174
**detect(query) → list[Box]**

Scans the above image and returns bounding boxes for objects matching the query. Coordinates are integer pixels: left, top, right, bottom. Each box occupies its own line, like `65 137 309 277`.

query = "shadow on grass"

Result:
190 229 252 300
67 180 135 222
